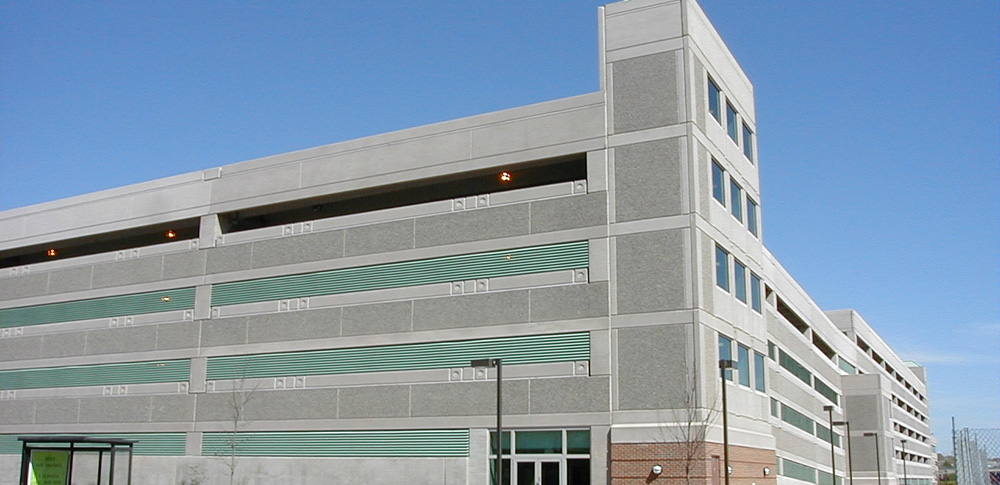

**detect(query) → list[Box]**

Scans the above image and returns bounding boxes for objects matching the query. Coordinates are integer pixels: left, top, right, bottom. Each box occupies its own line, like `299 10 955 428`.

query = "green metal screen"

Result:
202 429 469 457
211 241 588 307
0 287 196 329
0 433 185 456
0 359 190 390
207 332 590 380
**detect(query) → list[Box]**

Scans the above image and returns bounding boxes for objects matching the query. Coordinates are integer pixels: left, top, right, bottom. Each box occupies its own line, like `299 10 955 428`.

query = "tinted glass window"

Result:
734 260 747 303
712 161 726 204
715 245 730 291
754 351 767 391
719 335 733 381
747 197 759 236
742 123 754 161
726 103 738 142
730 181 743 221
709 78 721 122
750 273 762 312
738 344 751 387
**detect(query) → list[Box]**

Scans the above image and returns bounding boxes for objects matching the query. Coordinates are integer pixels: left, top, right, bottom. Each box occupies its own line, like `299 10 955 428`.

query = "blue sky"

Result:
1 1 997 453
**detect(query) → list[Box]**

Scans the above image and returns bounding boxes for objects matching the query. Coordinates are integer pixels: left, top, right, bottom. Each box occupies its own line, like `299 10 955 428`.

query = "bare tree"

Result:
214 368 259 485
660 376 720 485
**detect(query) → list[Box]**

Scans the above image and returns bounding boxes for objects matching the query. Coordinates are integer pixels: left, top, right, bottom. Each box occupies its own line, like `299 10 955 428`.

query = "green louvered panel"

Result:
203 430 469 457
0 287 196 329
0 433 185 456
207 332 589 380
0 359 190 390
0 435 21 455
211 241 588 307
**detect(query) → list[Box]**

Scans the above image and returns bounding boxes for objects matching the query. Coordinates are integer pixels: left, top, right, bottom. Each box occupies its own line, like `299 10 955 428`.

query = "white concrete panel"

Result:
604 0 683 52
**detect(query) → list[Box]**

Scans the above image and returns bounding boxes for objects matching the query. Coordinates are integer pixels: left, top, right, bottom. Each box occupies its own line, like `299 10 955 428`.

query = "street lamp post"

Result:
824 406 837 485
472 358 503 485
720 359 736 485
863 432 881 485
833 421 853 485
900 439 908 485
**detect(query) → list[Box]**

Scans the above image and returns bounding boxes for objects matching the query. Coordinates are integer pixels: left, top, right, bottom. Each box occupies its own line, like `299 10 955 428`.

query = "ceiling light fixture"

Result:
47 249 57 257
165 230 177 238
499 171 512 182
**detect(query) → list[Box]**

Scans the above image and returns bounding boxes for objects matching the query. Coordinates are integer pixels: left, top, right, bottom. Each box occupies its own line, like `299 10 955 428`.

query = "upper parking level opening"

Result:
0 219 200 270
219 154 588 234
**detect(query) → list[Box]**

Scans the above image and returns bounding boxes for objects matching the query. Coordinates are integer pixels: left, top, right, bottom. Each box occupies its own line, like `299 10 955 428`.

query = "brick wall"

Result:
610 441 776 485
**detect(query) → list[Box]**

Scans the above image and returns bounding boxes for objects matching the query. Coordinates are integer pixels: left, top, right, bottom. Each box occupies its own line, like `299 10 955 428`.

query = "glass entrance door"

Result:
515 459 560 485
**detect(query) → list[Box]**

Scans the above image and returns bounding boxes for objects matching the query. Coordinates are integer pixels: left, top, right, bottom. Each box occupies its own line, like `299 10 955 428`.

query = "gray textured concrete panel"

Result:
529 282 609 322
614 138 684 221
694 56 707 131
205 243 252 275
86 326 157 355
414 204 530 248
410 380 529 417
412 291 529 331
530 192 608 234
150 394 196 422
341 301 411 337
33 398 80 424
0 272 48 301
156 320 201 350
79 395 152 423
251 230 345 269
0 399 35 424
247 307 341 343
612 52 680 133
616 230 687 314
196 388 337 421
0 335 41 361
344 219 415 257
845 394 881 429
617 323 690 410
338 385 410 419
40 332 88 359
201 317 249 347
91 256 164 289
46 266 94 295
529 377 610 414
162 250 207 280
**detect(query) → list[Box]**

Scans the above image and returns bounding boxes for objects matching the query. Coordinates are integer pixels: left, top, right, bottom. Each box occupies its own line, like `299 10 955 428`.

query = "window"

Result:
754 351 766 391
734 259 747 303
490 429 590 485
712 160 726 204
738 344 751 387
747 196 759 237
719 335 733 381
726 102 738 142
708 77 721 123
742 123 754 161
730 180 743 221
715 245 730 291
750 273 762 312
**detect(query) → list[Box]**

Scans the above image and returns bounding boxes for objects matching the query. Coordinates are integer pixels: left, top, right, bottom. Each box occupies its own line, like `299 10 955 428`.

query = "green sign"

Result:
28 450 69 485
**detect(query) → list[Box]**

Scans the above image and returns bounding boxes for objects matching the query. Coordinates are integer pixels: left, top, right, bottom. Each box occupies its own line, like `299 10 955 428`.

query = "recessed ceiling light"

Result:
46 249 57 257
499 171 512 182
165 230 177 238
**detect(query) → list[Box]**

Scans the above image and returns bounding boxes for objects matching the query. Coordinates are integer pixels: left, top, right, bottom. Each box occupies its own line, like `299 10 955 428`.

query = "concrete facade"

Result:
0 1 934 484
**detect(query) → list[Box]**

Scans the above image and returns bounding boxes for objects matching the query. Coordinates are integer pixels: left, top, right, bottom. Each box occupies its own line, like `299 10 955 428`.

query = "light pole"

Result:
472 358 503 485
899 439 908 485
824 406 837 485
833 421 853 485
720 359 736 485
863 432 881 485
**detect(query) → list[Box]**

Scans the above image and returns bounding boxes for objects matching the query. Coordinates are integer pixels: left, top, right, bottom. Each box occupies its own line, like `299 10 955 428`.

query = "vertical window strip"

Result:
754 351 766 391
742 123 754 161
726 103 739 142
715 245 730 292
750 273 762 312
737 344 751 387
747 197 759 237
730 181 743 221
719 334 734 381
734 260 747 303
712 160 726 205
708 77 722 122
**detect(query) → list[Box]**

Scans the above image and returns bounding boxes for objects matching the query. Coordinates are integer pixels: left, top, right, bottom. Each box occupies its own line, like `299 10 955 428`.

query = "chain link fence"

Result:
954 428 1000 485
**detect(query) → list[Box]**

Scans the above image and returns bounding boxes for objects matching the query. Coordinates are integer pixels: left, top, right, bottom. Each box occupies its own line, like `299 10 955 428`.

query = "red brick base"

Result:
610 441 776 485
